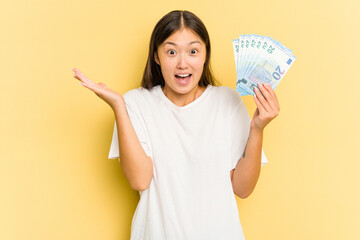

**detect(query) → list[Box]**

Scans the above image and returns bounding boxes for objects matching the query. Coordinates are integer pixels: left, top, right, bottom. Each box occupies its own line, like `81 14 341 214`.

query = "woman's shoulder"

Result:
123 85 159 99
122 85 160 110
210 86 248 117
212 85 238 94
211 85 244 104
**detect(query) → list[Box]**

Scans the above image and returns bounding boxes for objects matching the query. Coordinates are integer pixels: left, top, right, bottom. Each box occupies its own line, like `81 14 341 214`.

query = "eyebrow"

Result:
163 41 201 46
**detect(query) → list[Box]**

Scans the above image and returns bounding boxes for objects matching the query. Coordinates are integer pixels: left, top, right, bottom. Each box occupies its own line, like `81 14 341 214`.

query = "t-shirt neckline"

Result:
157 84 212 110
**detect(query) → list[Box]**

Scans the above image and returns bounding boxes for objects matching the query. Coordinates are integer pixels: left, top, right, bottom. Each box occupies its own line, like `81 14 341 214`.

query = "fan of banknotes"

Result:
232 34 296 96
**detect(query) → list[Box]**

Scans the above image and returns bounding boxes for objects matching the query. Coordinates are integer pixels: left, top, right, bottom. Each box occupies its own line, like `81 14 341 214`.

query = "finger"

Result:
253 92 267 113
258 84 279 111
72 69 94 85
78 81 98 93
257 84 273 102
254 86 271 112
72 69 85 82
74 74 93 88
262 83 276 98
263 83 280 110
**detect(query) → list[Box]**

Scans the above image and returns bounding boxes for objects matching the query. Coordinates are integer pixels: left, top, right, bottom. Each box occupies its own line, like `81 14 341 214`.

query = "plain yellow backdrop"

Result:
1 0 359 239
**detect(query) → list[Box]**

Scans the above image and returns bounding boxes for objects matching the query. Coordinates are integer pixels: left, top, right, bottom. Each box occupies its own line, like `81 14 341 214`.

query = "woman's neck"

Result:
161 85 206 107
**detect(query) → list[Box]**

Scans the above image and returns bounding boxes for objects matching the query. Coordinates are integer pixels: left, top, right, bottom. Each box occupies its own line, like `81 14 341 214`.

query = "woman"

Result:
73 10 279 240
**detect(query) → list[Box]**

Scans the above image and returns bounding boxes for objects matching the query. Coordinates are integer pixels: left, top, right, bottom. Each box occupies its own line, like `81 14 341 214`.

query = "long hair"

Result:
141 10 220 89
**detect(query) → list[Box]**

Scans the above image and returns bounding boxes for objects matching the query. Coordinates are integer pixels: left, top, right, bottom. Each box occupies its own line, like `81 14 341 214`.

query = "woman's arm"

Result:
114 103 154 192
72 68 153 191
231 126 263 199
231 83 280 199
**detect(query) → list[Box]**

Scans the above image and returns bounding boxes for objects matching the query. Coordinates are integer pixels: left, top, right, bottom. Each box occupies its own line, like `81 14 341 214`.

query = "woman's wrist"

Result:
250 124 264 136
111 97 126 114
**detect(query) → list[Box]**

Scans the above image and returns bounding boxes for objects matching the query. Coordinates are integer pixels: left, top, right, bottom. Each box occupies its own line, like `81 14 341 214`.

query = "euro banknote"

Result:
232 34 296 96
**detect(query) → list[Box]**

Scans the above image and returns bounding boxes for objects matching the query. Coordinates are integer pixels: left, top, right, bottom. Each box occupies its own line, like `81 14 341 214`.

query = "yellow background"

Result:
1 0 359 239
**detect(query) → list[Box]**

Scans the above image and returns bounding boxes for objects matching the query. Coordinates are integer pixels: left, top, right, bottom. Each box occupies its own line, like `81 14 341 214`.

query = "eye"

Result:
168 50 176 55
190 49 198 54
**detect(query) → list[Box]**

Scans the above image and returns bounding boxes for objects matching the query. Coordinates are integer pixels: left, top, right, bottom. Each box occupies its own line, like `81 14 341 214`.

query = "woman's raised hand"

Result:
251 83 280 131
72 68 124 110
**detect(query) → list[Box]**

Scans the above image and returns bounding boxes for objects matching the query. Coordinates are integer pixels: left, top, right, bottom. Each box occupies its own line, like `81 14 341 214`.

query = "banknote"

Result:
232 35 296 96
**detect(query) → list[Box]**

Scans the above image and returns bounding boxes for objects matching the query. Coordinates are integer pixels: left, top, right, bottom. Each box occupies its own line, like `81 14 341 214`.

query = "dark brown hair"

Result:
141 10 220 89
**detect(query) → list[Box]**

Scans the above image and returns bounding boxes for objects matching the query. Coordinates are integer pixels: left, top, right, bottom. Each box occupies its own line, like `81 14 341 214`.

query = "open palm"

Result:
72 68 124 109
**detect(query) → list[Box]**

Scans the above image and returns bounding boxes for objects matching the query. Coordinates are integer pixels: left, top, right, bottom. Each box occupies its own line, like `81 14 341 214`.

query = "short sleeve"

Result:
108 103 152 162
229 98 268 171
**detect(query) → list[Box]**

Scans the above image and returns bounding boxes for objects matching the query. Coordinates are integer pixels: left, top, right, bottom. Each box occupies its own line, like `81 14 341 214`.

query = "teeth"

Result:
176 74 190 77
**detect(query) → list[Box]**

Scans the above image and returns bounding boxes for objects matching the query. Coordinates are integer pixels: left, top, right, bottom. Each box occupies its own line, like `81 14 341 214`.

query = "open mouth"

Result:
175 73 192 80
175 74 192 85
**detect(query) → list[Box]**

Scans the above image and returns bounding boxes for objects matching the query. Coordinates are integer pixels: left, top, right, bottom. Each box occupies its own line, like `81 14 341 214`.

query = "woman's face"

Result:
155 27 206 96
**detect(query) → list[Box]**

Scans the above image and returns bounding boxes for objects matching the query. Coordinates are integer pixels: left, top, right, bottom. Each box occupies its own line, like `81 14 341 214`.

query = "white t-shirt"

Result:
108 84 268 240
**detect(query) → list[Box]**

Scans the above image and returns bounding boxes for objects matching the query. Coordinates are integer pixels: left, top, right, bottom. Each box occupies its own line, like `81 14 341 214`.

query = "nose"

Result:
177 53 188 69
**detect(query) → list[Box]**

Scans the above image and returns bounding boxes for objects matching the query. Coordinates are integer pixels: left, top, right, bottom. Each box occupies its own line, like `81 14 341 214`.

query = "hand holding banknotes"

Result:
232 34 294 130
251 83 280 131
72 68 124 110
